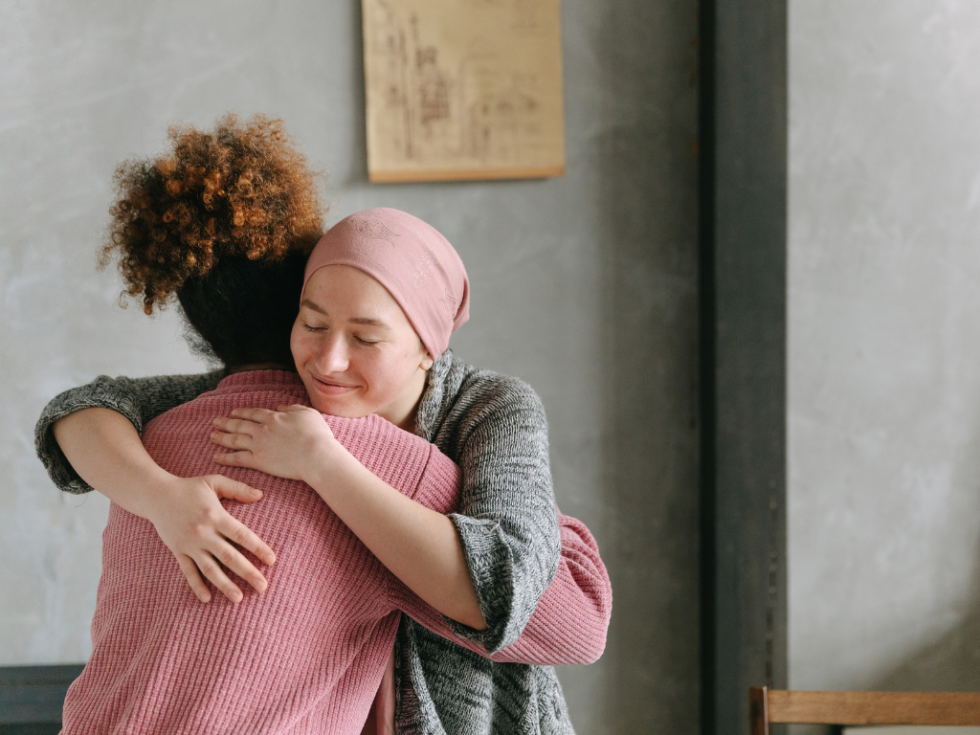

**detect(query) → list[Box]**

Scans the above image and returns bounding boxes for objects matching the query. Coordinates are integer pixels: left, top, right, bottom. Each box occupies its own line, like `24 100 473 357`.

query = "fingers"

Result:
277 404 308 413
211 416 258 436
212 535 270 594
226 407 275 422
209 476 263 504
176 554 213 603
213 450 257 469
210 429 252 450
217 514 276 567
194 550 246 604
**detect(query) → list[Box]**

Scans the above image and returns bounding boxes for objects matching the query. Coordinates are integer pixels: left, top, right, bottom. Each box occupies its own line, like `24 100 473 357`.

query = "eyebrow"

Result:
349 317 389 328
300 299 389 329
300 299 327 315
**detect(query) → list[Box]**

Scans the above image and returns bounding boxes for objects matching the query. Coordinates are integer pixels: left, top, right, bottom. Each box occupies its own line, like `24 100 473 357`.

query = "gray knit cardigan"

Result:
35 350 575 735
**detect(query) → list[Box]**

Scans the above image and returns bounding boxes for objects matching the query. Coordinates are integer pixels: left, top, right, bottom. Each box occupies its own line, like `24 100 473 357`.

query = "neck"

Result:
386 368 429 432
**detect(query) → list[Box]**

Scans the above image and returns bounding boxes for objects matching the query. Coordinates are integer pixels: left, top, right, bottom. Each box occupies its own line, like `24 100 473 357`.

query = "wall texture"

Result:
789 0 980 696
0 1 699 732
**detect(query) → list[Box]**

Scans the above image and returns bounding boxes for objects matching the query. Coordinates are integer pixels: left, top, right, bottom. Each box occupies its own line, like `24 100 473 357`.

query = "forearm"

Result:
52 408 175 518
489 515 611 664
35 370 223 494
391 512 611 664
307 445 487 630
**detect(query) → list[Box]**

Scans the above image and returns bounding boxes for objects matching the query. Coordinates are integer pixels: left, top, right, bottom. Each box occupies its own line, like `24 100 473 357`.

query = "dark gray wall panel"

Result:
701 1 788 733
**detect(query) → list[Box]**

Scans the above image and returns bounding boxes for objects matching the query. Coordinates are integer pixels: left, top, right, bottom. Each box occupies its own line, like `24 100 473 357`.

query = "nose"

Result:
314 333 350 374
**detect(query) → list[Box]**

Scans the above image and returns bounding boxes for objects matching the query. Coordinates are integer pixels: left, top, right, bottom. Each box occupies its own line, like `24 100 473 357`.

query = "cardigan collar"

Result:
415 349 457 442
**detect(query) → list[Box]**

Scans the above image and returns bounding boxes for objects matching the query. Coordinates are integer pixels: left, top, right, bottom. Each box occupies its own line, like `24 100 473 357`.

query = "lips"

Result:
310 374 359 395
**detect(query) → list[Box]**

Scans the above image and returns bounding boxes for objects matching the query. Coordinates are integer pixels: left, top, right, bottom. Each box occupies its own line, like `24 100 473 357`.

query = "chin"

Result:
309 397 370 418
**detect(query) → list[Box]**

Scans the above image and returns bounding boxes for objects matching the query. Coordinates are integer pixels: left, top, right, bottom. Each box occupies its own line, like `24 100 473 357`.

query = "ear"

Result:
420 351 435 371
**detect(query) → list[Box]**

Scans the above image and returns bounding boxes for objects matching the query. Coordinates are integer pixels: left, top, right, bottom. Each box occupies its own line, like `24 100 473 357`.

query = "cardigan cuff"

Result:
34 376 147 495
448 513 557 653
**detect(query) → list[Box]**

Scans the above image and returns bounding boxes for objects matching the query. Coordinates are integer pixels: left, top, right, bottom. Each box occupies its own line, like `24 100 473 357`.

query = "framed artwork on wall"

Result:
361 0 565 183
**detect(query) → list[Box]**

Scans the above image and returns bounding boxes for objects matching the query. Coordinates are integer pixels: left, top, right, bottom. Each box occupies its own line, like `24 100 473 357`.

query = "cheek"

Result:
360 353 410 395
289 321 311 363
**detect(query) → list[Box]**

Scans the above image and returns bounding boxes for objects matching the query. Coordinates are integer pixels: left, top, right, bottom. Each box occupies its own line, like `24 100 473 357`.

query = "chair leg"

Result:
749 687 769 735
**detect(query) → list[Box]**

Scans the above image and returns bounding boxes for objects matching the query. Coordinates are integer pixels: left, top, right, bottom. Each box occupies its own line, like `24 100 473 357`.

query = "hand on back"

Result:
210 404 339 485
144 475 277 604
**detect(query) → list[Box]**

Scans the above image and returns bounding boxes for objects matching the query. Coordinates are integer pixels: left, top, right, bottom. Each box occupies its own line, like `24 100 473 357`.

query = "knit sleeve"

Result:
34 371 224 494
439 375 561 653
389 511 612 665
489 512 611 664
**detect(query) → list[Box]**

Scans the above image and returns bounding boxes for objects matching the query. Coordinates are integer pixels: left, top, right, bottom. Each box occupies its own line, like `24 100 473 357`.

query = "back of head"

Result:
101 114 324 368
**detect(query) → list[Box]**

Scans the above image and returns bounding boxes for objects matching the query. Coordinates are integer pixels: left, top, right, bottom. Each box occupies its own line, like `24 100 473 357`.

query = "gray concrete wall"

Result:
0 1 699 732
789 0 980 699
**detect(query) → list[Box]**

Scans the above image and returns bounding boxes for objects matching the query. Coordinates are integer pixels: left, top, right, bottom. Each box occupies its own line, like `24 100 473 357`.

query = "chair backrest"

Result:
750 687 980 735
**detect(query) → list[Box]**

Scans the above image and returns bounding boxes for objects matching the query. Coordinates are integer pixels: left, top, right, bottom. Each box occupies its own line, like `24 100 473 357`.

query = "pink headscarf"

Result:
302 208 470 358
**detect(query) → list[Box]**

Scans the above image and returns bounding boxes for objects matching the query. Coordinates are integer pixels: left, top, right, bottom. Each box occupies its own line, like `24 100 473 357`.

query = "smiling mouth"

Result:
311 375 358 394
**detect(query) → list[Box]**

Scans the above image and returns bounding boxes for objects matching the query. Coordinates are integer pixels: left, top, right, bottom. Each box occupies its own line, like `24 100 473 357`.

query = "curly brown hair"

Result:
101 114 324 315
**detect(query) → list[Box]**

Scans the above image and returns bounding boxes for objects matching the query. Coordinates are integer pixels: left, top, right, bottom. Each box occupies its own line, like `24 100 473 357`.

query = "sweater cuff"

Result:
447 514 528 653
34 377 146 495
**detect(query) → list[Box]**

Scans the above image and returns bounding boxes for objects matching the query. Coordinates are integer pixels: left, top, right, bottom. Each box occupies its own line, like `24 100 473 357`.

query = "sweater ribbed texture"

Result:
62 371 460 735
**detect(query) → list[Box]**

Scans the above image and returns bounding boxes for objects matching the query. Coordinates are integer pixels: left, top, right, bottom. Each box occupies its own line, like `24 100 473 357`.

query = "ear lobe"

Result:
421 352 435 371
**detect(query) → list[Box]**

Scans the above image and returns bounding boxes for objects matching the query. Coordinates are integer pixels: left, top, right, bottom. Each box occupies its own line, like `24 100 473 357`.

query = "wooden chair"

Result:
750 687 980 735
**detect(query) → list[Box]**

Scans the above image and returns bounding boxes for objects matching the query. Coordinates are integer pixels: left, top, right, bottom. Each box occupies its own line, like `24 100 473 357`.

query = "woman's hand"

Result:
210 405 338 483
52 407 275 605
144 474 277 604
212 405 487 629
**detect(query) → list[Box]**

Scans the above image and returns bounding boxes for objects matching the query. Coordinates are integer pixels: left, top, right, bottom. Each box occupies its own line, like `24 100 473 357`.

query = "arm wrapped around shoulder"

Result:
390 511 612 665
439 373 563 653
35 371 223 494
490 513 611 664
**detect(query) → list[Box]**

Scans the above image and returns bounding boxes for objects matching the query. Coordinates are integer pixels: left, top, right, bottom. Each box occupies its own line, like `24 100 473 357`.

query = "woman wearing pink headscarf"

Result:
37 114 607 735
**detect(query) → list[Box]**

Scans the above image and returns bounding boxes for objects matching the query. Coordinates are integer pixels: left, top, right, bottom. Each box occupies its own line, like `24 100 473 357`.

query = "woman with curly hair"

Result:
37 115 610 734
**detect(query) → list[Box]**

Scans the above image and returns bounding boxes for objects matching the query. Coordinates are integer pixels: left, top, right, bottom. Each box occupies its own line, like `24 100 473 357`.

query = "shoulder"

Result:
137 370 226 417
93 369 225 394
428 353 549 454
442 351 544 414
458 368 542 417
135 370 226 401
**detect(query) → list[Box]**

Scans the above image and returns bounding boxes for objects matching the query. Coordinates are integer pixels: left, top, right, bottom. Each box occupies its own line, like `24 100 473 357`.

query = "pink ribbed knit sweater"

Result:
62 371 610 734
